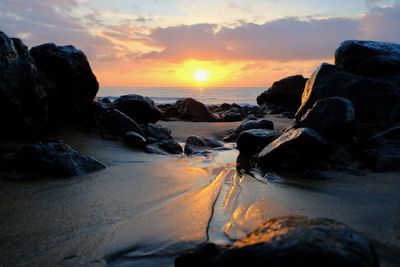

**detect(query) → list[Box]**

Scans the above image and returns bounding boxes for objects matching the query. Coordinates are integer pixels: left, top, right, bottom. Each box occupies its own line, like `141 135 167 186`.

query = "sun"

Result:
193 69 210 82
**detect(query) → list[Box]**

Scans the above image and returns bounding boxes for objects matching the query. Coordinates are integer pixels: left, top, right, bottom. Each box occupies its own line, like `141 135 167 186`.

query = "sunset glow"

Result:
193 69 210 83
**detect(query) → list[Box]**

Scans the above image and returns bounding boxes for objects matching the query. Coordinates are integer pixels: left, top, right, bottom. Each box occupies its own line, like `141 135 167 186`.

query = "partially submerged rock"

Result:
294 96 355 135
184 136 224 155
254 128 327 171
111 94 162 124
145 140 183 155
236 129 280 155
176 216 379 267
223 119 274 142
335 40 400 76
257 75 307 113
16 141 105 177
175 98 217 122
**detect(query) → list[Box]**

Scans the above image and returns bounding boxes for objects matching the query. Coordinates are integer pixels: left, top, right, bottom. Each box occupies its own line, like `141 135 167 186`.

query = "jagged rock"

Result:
184 136 224 155
15 141 105 177
30 43 98 121
257 75 307 113
294 97 355 135
236 129 280 155
175 216 379 267
124 131 146 149
0 31 49 139
223 119 274 142
111 94 162 124
335 40 400 76
175 98 217 122
295 63 400 129
364 125 400 171
96 109 145 137
254 128 327 171
144 123 173 141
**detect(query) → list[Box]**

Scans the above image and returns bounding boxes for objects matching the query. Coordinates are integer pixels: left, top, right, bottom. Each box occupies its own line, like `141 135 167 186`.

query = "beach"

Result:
1 116 399 267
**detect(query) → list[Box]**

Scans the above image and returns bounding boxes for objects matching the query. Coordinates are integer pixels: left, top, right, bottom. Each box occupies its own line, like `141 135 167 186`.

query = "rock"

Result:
295 63 400 129
223 119 274 142
144 123 173 141
236 129 280 155
280 111 294 119
15 141 105 177
30 43 99 120
124 131 146 149
184 136 224 155
158 140 183 154
254 128 327 171
220 109 243 122
0 31 49 139
96 109 145 137
364 125 400 171
257 75 307 112
294 97 355 136
335 40 400 76
174 98 217 122
111 94 162 124
175 216 379 267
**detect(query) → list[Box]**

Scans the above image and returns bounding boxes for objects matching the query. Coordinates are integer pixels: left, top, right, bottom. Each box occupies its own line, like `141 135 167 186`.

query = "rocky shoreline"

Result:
1 29 400 267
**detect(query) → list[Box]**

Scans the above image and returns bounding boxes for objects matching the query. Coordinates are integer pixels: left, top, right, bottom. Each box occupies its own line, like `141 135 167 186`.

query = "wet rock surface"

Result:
124 131 147 149
175 216 379 267
236 129 280 155
96 109 145 138
144 123 173 141
15 141 105 177
223 119 274 142
184 136 224 155
174 98 217 122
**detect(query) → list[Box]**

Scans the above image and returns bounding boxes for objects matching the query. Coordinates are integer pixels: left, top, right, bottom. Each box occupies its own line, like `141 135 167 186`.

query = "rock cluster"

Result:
247 40 400 174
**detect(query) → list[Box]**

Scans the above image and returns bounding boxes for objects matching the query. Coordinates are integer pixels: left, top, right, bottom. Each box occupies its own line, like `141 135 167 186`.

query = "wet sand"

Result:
1 115 400 267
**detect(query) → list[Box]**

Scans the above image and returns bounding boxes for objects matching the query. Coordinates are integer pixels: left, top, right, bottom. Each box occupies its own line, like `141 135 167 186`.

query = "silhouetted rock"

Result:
184 136 224 155
364 125 400 171
175 216 379 267
175 98 217 122
16 141 105 177
158 140 183 154
295 63 400 129
220 109 243 122
294 97 355 136
223 119 274 142
254 128 327 171
335 40 400 76
30 43 99 121
144 123 173 141
111 94 162 123
0 31 49 139
257 75 307 113
124 131 146 149
237 129 280 155
96 109 145 137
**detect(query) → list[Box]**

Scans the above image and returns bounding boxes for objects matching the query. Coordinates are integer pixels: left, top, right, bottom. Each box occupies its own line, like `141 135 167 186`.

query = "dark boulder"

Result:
220 109 243 122
174 98 217 122
96 109 145 137
0 31 49 139
144 123 173 141
111 94 162 124
254 128 327 171
16 141 105 177
223 119 274 142
184 136 224 155
295 63 400 129
294 97 355 136
158 140 183 154
257 75 307 112
364 125 400 171
30 43 99 121
237 129 280 155
335 40 400 76
124 131 146 149
175 216 379 267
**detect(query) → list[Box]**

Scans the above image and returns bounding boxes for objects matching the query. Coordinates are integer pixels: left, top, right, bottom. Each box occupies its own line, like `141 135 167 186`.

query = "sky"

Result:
1 0 400 87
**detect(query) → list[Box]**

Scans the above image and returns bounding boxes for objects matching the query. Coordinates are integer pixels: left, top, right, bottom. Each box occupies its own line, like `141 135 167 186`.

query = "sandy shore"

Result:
1 115 399 267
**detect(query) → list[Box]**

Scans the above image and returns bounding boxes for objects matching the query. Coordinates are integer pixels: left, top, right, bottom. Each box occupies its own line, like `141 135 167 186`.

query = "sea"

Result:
98 87 266 106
